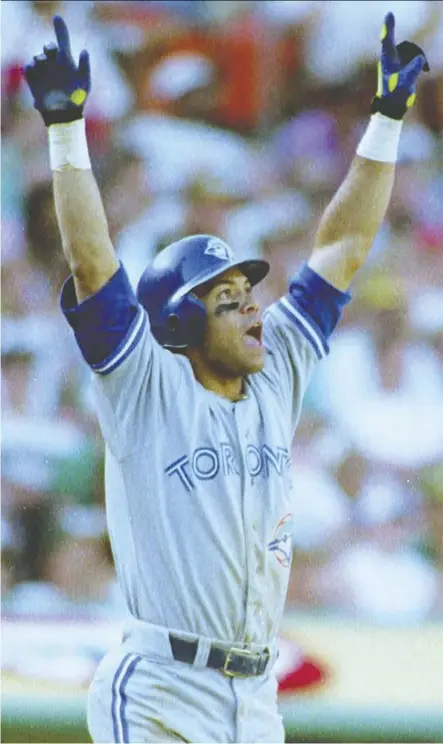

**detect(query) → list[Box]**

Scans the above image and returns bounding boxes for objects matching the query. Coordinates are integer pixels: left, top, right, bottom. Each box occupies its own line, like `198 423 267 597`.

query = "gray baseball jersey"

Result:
61 262 350 649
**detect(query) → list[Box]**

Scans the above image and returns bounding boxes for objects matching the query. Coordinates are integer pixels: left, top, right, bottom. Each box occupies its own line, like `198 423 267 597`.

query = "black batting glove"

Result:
24 15 91 127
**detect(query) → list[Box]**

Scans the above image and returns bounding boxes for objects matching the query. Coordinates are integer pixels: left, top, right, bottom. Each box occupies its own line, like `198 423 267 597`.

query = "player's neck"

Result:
186 353 245 402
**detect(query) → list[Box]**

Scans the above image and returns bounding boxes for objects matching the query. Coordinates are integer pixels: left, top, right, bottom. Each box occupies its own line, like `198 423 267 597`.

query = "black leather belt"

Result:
169 634 270 677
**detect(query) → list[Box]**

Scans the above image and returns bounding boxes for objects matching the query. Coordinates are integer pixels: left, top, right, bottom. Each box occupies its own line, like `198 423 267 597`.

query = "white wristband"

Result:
48 119 91 171
356 113 403 163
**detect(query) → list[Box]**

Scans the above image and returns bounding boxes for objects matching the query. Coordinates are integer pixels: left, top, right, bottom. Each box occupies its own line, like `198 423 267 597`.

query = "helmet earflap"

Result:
162 292 207 348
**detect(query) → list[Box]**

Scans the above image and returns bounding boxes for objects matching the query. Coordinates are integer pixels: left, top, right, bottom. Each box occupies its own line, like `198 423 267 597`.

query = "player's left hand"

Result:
371 11 430 120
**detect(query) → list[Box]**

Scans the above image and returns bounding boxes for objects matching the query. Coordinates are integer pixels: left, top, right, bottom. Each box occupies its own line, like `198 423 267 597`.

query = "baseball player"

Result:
24 13 428 744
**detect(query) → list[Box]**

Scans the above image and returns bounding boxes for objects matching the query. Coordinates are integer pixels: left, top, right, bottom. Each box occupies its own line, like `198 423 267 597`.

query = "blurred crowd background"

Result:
2 0 443 628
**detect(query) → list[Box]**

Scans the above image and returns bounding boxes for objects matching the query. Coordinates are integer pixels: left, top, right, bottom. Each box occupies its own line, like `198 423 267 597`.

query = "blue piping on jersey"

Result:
281 295 329 356
93 309 148 376
273 301 326 360
288 263 352 339
112 653 142 743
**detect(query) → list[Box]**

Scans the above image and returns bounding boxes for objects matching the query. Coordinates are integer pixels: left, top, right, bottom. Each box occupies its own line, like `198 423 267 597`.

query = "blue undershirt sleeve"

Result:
60 263 147 375
275 263 352 358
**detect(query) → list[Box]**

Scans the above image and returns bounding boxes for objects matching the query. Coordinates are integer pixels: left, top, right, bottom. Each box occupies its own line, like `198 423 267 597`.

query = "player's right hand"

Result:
24 15 90 127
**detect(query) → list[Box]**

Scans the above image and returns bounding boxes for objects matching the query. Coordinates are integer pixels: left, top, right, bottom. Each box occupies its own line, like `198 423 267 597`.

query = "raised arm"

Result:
24 16 119 301
308 13 429 291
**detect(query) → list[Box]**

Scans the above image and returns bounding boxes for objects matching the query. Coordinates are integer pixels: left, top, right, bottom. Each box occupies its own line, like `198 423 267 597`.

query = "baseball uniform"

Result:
61 261 350 743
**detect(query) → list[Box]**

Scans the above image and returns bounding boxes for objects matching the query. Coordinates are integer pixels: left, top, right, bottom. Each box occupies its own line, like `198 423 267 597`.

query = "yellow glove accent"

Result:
406 92 416 108
70 88 87 106
376 61 383 97
388 73 399 92
380 22 387 41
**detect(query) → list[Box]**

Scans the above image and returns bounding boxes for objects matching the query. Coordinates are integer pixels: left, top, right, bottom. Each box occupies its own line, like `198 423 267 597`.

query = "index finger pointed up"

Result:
381 12 396 56
53 15 72 56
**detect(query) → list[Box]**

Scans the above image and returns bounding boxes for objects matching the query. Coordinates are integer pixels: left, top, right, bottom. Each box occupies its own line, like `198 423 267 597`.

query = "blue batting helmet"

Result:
136 234 269 349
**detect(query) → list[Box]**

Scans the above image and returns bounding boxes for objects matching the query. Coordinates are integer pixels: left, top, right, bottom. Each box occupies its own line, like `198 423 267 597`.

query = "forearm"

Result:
50 121 119 301
53 168 118 298
308 113 404 290
309 155 395 287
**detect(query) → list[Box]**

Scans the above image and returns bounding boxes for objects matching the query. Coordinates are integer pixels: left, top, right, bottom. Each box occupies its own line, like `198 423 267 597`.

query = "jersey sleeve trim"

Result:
91 306 148 375
265 263 351 360
271 298 327 360
60 263 149 372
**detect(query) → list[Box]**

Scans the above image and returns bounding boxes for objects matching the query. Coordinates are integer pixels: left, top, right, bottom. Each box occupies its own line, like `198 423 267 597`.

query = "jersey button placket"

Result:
234 401 259 641
246 429 254 485
229 402 249 637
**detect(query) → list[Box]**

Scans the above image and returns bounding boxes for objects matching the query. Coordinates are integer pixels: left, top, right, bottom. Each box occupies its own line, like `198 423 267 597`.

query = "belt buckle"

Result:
257 647 270 675
222 647 254 678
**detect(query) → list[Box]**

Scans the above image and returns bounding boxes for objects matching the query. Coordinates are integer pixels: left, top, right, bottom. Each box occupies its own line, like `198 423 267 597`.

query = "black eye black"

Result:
215 301 240 316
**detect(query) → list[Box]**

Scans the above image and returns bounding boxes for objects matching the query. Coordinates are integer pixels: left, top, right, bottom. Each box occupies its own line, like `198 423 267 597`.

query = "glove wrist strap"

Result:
48 119 91 171
356 113 403 163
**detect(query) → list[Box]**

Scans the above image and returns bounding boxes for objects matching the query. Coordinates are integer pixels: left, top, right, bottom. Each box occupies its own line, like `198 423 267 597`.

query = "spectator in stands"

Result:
5 505 129 620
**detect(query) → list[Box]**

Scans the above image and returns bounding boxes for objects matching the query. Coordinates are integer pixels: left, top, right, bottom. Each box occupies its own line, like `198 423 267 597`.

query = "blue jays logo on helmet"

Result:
268 513 293 568
203 238 233 262
136 234 269 349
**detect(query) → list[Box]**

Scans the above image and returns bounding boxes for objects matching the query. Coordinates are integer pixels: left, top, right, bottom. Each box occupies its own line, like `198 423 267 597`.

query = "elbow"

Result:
317 230 373 265
71 261 120 302
310 237 372 290
345 238 371 274
61 237 119 282
68 248 119 286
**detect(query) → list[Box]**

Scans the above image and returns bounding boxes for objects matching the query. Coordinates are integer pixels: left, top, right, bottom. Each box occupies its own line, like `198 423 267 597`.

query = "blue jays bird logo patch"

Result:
204 238 233 262
268 513 293 567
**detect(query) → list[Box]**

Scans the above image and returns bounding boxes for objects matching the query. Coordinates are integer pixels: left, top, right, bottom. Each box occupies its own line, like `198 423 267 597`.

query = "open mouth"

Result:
244 322 263 346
